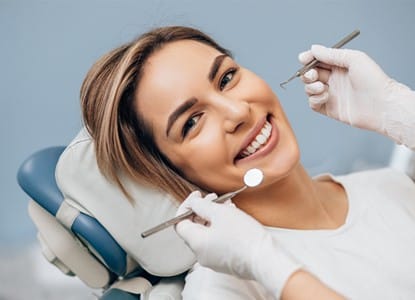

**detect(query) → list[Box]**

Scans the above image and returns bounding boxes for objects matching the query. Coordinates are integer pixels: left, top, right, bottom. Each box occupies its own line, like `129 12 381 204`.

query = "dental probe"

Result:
141 168 264 238
279 29 360 89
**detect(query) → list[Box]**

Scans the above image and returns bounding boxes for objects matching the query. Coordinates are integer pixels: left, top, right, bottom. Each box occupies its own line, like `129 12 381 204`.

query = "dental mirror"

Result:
141 168 264 238
243 168 264 187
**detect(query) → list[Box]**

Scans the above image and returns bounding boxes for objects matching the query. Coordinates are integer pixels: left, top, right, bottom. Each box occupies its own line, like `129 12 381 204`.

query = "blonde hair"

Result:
80 26 231 201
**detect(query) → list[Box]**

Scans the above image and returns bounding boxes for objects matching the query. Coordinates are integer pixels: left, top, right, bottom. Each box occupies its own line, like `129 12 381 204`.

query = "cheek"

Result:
240 70 278 101
159 136 229 189
179 144 226 176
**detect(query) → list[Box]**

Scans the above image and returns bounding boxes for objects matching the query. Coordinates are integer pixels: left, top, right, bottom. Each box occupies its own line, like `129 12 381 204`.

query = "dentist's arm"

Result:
175 192 344 300
299 45 415 150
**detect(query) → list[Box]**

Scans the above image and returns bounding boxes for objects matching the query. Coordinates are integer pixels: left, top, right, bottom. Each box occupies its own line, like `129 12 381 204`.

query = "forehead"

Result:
135 40 222 131
139 40 221 94
147 39 221 71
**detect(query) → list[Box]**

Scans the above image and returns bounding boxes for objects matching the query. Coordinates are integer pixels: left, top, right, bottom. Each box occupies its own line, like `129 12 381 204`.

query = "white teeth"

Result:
247 146 256 153
239 121 272 159
252 141 260 148
261 123 271 135
256 134 267 144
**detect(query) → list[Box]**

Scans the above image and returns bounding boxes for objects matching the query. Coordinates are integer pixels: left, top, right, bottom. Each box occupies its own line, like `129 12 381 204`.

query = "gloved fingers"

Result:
310 45 351 68
194 193 218 224
298 50 314 65
316 68 331 84
304 81 326 96
175 219 207 250
299 49 335 70
176 190 202 216
223 199 236 207
302 68 332 86
309 92 329 110
175 194 218 236
314 61 334 71
191 215 210 226
204 193 218 202
301 69 318 83
182 193 221 222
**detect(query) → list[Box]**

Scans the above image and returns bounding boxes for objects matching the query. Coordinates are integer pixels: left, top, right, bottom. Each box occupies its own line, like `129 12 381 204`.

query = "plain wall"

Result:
2 0 415 246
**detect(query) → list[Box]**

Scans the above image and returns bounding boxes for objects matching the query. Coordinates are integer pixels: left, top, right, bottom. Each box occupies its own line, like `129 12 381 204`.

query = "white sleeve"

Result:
182 264 275 300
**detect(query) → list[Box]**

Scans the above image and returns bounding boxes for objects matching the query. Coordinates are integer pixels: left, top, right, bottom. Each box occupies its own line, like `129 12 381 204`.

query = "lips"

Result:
235 115 277 162
238 121 272 158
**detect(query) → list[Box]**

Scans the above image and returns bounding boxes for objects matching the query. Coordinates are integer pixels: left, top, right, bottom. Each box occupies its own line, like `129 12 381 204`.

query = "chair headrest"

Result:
55 128 196 276
17 146 66 215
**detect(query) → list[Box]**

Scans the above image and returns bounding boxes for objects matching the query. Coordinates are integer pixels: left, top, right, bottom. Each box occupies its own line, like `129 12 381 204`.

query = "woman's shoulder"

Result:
316 167 413 188
316 167 415 204
333 168 415 206
337 167 414 189
182 263 273 300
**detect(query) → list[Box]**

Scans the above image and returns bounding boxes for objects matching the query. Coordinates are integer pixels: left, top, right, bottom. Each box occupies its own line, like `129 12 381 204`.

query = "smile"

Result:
238 121 272 158
235 115 279 163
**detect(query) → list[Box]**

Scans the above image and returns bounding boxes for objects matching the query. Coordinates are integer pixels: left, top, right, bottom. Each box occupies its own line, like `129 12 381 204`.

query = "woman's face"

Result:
135 40 300 194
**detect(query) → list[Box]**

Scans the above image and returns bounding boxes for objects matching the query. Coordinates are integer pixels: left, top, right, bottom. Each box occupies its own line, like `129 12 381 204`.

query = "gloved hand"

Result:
175 191 302 297
299 45 415 149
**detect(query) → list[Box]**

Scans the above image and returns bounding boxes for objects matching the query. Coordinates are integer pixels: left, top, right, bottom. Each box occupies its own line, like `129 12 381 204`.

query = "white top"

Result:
182 168 415 299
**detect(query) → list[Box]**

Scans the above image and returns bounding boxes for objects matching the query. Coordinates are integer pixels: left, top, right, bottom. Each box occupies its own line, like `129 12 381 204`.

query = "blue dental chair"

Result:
17 146 141 299
17 128 196 299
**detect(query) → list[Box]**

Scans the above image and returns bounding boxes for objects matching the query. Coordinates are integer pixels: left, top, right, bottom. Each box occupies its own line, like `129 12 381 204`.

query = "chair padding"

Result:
55 128 196 276
17 146 129 276
18 146 66 215
29 200 112 288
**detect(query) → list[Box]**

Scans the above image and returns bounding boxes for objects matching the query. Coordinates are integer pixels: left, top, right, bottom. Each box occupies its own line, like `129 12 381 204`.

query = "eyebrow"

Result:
165 54 229 137
166 97 198 137
208 54 228 82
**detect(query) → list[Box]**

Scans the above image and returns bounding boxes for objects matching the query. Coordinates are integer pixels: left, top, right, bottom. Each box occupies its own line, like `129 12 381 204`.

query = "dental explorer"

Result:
140 168 264 238
279 29 360 89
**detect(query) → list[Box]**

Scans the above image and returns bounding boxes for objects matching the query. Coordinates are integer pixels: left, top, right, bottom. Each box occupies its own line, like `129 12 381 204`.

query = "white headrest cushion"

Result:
55 128 196 276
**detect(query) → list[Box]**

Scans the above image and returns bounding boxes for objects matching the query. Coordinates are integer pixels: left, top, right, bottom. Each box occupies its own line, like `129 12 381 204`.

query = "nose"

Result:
212 93 251 133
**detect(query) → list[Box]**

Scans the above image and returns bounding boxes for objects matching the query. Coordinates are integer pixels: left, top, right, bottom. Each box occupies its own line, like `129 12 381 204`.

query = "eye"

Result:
182 114 202 138
219 68 237 90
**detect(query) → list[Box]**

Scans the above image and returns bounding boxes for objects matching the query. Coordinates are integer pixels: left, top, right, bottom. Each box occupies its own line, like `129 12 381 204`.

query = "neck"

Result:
233 164 347 230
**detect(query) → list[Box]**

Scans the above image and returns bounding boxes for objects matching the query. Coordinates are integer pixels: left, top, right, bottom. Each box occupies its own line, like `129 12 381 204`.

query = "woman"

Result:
80 26 415 299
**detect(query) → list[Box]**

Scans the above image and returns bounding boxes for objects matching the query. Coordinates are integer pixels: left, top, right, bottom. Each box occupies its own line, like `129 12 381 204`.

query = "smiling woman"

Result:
80 26 415 299
134 38 299 196
81 26 232 201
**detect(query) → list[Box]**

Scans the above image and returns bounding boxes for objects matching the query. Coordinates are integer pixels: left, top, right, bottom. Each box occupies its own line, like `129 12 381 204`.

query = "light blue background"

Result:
2 0 414 247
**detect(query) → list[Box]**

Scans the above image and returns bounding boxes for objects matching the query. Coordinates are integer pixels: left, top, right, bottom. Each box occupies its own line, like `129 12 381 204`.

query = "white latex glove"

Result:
175 191 302 298
299 45 415 149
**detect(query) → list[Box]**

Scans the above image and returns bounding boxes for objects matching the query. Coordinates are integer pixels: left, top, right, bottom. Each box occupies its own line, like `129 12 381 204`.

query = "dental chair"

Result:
17 128 196 299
